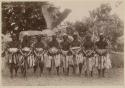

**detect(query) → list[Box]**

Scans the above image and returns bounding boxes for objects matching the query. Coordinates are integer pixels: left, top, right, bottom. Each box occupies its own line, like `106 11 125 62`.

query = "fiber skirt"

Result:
84 56 96 71
44 53 61 68
95 53 112 69
61 53 85 68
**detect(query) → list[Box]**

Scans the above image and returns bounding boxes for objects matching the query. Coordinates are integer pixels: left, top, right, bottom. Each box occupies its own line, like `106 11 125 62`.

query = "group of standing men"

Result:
6 32 112 78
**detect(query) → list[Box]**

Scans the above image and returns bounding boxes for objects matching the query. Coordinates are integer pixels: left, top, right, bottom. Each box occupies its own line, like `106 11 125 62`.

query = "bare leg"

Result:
67 67 70 76
73 65 76 75
90 71 93 77
23 68 27 79
15 65 19 76
79 63 83 75
48 67 51 75
39 62 44 76
85 70 87 77
56 66 59 75
90 67 94 77
10 63 14 78
102 68 106 77
33 65 37 74
98 69 101 77
63 67 65 74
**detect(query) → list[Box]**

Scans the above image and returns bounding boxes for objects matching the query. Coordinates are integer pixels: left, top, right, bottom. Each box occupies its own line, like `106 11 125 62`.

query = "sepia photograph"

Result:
1 0 124 86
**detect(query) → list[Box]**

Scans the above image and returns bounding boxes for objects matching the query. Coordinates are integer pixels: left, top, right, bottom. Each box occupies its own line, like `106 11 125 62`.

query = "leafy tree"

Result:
88 3 124 49
66 3 123 51
2 2 49 39
73 21 88 37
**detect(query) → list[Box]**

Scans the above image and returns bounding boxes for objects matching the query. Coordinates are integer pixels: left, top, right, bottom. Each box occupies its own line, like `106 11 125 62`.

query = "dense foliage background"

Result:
2 2 49 38
65 3 124 51
2 2 124 52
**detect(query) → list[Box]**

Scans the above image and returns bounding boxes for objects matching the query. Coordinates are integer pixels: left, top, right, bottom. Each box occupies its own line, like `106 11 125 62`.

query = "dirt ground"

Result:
1 67 124 86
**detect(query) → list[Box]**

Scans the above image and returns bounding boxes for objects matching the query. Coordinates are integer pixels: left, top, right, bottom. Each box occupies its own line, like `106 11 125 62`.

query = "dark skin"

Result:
20 48 31 78
60 35 70 51
83 36 94 77
33 37 45 76
48 36 60 49
8 37 20 78
19 38 32 78
71 35 81 47
70 34 81 75
95 35 108 77
60 35 71 75
47 36 60 75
